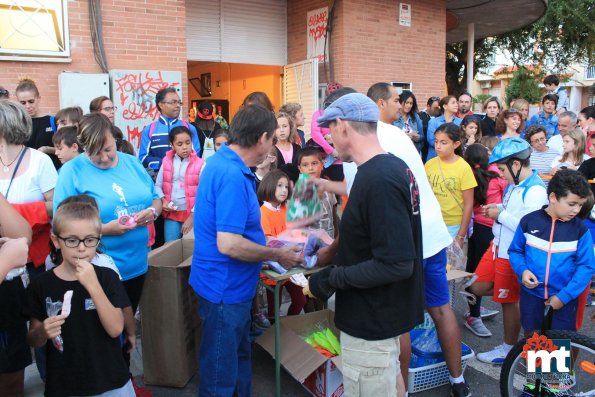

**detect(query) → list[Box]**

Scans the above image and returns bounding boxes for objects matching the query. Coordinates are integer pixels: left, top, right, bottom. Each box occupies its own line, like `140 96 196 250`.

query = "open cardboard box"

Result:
257 310 344 397
140 239 201 387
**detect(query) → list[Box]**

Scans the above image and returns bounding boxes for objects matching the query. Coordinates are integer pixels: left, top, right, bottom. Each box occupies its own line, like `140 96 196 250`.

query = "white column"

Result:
568 85 582 113
466 23 475 96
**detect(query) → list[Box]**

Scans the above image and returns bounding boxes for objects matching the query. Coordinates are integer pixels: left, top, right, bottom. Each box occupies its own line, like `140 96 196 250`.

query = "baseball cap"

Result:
317 93 379 128
197 101 213 120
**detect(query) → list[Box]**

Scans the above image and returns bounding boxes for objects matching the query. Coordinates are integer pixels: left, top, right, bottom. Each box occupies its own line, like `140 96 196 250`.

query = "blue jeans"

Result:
197 296 252 397
164 219 183 242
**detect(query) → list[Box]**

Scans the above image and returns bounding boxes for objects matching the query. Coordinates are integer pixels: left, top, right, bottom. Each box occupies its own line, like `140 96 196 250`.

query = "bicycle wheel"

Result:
500 330 595 397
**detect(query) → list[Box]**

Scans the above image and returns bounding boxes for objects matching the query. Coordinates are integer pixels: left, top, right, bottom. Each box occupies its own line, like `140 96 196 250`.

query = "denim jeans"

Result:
164 219 183 242
197 296 252 397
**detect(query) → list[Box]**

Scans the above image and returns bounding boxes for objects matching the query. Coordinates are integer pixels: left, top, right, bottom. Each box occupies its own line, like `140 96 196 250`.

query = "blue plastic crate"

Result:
407 328 474 393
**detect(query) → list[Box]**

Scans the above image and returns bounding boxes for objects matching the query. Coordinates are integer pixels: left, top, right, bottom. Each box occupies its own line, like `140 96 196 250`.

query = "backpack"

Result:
50 116 57 134
503 172 546 203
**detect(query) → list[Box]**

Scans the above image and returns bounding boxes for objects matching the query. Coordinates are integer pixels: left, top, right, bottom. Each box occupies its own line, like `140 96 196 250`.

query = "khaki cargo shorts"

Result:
340 331 401 397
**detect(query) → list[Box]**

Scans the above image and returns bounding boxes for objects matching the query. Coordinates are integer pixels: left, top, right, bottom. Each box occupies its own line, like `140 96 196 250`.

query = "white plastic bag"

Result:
446 242 466 271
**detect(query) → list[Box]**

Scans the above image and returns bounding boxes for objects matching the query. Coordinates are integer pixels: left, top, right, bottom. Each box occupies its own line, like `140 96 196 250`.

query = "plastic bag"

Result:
411 327 441 355
446 241 466 271
46 297 64 353
286 174 322 228
263 229 332 274
303 326 341 357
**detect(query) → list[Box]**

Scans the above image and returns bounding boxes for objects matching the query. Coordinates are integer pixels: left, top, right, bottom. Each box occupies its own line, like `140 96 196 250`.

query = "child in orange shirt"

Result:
258 170 306 320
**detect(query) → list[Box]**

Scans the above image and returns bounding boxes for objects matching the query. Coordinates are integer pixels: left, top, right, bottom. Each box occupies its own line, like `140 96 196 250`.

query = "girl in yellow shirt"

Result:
425 123 477 248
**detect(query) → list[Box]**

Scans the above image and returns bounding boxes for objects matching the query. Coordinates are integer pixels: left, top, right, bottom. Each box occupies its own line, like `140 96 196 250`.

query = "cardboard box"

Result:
257 310 344 397
140 239 201 387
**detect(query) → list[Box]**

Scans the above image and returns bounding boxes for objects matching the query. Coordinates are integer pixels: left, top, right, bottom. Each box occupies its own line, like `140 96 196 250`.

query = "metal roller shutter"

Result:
186 0 286 65
186 0 221 61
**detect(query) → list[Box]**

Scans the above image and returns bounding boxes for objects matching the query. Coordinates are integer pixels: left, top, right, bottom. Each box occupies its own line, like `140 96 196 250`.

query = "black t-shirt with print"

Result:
24 266 130 397
334 153 424 340
26 116 60 169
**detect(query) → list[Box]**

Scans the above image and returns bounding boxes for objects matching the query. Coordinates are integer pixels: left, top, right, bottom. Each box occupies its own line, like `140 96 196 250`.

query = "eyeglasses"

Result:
162 100 183 106
101 106 118 112
57 235 100 248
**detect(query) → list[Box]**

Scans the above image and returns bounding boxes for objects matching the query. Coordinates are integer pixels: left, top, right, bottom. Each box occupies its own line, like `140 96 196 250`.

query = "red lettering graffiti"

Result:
309 25 327 42
308 11 327 27
127 126 142 150
115 72 179 121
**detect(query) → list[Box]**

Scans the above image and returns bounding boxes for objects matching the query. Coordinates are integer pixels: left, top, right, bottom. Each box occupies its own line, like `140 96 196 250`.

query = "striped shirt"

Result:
530 147 559 175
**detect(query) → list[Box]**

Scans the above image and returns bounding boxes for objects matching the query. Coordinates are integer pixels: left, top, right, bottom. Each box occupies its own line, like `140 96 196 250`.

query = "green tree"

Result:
505 67 543 105
445 38 499 95
446 0 595 95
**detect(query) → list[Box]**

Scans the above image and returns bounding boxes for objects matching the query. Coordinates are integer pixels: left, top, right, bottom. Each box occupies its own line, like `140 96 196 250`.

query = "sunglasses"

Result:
0 89 8 97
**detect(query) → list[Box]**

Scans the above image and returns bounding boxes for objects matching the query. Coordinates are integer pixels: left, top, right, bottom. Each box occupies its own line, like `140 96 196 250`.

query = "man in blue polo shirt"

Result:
190 104 302 397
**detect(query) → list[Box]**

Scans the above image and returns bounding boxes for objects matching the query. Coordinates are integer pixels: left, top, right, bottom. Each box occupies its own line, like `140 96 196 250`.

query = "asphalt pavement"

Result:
24 281 595 397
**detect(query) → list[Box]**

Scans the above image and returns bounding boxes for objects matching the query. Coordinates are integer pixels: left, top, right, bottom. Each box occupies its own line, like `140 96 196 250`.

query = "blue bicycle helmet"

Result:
489 137 532 185
489 137 532 164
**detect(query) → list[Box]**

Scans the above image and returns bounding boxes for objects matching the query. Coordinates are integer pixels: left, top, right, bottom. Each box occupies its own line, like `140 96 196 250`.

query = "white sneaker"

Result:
479 306 499 319
464 306 499 320
476 344 507 365
464 316 492 337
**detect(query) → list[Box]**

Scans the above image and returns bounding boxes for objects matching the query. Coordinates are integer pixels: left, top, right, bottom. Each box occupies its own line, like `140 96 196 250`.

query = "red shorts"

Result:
475 242 520 303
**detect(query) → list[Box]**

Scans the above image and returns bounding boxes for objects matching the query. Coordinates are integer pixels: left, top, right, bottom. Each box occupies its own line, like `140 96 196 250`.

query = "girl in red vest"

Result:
155 126 204 241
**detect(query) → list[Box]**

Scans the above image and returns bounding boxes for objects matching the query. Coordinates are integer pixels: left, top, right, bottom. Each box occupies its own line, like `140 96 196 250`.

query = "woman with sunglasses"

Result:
15 78 60 168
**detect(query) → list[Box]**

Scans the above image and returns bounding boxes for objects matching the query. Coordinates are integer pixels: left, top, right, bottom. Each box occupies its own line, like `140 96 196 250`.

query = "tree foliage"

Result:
445 38 499 95
505 67 543 105
445 0 595 95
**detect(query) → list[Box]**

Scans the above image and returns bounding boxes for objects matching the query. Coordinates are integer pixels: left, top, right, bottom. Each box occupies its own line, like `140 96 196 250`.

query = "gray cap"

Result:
317 93 379 128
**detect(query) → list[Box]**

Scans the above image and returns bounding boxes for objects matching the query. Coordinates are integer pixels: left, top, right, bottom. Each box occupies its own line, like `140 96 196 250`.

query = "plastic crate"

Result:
407 346 474 393
410 329 472 367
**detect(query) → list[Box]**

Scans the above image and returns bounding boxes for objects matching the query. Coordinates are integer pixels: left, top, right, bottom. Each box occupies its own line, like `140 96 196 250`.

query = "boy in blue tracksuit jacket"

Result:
509 169 595 334
138 115 200 171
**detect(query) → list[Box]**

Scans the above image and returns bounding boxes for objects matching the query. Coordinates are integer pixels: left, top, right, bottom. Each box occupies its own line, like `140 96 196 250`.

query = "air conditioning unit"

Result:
480 81 492 89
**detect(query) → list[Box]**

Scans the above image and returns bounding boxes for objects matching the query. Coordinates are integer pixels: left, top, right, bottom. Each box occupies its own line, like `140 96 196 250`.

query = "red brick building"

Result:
0 0 545 144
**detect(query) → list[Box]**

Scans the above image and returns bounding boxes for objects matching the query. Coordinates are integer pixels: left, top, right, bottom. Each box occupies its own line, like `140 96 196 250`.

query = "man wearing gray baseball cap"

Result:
305 93 424 397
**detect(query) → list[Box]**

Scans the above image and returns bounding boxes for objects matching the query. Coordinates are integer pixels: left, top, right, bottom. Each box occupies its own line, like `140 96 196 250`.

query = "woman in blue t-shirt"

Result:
53 113 161 371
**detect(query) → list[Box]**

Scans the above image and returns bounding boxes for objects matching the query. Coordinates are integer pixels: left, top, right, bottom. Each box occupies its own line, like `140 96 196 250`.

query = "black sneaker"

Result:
450 382 472 397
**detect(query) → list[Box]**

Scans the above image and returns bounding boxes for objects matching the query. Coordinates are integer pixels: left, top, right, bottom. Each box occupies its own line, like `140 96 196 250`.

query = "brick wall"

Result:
0 0 188 116
288 0 446 106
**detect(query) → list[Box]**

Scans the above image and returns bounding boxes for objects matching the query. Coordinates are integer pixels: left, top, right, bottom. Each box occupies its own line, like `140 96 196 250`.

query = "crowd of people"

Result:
0 74 593 397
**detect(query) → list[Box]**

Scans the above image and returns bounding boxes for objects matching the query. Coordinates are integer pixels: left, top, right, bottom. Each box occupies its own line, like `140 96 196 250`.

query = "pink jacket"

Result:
161 150 204 216
311 109 342 165
473 164 507 228
311 109 334 155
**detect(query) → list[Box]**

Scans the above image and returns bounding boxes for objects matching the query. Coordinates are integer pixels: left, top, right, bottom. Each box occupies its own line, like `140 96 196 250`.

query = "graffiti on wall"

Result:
306 7 328 63
110 70 182 150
